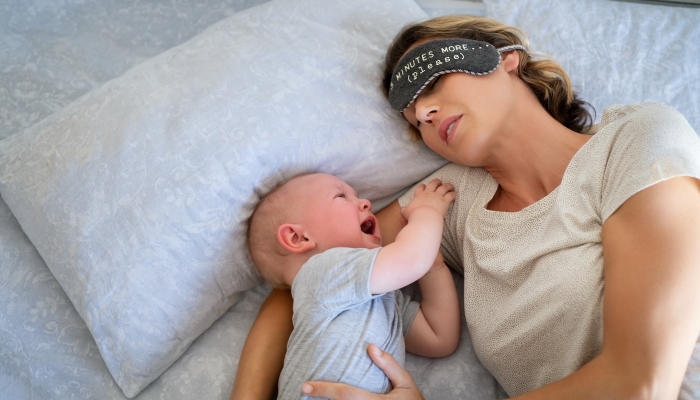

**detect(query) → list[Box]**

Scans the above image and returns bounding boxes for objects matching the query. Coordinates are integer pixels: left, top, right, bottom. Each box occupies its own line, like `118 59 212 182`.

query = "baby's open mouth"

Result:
361 218 375 235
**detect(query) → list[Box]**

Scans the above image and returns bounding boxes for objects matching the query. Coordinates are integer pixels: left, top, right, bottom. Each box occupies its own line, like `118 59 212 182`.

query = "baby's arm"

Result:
405 252 461 357
369 179 455 294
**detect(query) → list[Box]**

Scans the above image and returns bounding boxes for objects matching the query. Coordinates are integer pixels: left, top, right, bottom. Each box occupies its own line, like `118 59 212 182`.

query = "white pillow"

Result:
484 0 700 133
0 0 444 396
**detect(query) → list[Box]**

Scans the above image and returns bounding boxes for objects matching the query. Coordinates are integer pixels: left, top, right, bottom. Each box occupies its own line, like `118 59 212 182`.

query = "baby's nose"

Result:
358 199 371 211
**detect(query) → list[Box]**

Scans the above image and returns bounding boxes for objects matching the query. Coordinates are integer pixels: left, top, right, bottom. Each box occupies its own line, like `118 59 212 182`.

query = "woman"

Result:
231 15 700 399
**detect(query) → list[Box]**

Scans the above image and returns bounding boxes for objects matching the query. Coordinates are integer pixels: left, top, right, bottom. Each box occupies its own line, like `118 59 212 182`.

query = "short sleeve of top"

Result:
592 103 700 221
293 247 420 337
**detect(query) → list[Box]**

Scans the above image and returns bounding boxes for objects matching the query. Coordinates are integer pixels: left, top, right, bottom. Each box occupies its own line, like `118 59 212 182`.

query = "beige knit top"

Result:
399 103 700 396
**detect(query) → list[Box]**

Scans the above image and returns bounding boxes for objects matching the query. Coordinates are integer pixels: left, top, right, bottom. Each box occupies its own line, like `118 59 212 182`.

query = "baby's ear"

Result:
277 223 316 253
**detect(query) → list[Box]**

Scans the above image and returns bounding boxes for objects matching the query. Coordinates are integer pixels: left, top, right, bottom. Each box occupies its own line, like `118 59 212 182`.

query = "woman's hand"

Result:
301 344 425 400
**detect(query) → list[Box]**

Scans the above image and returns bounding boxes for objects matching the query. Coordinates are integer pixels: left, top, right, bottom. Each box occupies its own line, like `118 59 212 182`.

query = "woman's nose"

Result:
415 98 438 125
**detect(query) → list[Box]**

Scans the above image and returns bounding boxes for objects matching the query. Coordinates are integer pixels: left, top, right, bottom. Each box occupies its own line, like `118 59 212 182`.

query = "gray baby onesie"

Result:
277 247 420 399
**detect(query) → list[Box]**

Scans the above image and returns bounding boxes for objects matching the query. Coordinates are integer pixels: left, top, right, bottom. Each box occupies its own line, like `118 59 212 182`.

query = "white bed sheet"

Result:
0 0 506 398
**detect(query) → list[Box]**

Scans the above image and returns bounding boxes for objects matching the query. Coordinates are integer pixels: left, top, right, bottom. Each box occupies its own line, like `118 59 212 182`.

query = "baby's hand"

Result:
401 179 455 221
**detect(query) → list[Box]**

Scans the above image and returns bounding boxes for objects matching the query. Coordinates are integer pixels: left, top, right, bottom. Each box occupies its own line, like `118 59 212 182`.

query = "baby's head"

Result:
247 173 382 288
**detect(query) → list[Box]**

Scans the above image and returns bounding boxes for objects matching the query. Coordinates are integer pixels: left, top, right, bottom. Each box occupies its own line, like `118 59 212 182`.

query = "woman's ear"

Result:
501 50 521 73
277 223 316 253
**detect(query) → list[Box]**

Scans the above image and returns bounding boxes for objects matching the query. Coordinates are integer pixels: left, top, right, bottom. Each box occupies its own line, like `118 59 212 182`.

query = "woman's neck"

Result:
484 106 591 212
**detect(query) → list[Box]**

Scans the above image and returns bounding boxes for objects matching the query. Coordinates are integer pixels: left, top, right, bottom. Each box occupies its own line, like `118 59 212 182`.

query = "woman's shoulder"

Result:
592 102 695 136
598 102 682 119
584 103 700 221
587 102 699 157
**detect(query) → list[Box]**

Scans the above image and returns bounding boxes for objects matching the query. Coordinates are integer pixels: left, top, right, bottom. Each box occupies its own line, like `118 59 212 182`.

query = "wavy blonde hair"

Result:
382 15 594 139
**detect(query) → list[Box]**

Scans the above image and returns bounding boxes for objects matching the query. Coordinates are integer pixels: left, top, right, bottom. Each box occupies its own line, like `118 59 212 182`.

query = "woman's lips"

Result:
438 115 462 144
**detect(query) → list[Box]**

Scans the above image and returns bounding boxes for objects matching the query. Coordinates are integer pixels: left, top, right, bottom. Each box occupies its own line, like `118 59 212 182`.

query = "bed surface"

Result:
1 0 699 399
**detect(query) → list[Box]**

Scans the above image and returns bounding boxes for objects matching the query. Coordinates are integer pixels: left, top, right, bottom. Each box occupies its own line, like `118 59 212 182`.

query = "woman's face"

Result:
401 48 520 166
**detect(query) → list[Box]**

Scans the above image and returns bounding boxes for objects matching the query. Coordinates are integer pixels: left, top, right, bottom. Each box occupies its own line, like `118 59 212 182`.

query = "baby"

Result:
246 172 461 398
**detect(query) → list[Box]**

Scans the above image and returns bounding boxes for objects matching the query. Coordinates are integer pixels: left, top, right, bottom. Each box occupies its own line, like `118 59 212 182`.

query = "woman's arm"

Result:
513 176 700 399
230 200 404 399
230 288 293 400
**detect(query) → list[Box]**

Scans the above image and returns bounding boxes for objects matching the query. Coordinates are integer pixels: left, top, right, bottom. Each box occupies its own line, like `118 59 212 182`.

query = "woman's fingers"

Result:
366 345 420 394
301 381 381 399
301 345 424 400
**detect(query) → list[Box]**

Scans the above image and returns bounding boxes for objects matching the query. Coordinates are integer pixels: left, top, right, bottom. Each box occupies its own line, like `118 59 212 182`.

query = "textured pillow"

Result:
484 0 700 133
0 0 444 396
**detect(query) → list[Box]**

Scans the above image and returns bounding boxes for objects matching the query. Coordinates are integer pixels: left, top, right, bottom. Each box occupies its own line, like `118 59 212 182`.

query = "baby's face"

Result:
286 173 382 251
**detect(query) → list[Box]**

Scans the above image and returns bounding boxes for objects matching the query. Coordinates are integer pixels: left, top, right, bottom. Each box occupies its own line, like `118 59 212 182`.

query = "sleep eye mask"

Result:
388 38 527 112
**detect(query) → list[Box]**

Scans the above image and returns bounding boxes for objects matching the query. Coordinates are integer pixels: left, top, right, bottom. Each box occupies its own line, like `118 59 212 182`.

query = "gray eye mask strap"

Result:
388 38 527 112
